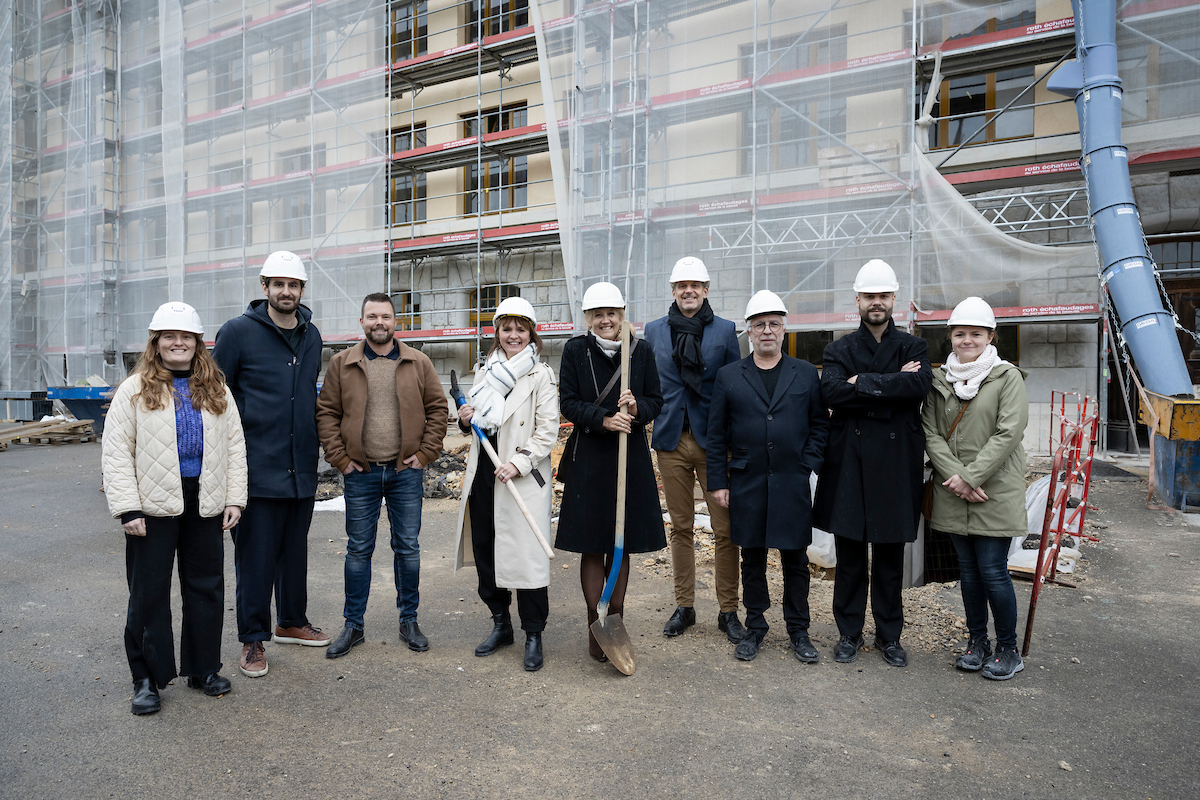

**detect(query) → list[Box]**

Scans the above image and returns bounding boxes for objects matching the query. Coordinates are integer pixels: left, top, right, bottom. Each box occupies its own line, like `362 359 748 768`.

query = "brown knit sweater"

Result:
361 355 402 463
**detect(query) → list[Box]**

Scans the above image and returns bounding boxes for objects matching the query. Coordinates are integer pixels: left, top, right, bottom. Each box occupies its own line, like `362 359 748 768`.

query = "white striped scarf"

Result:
467 343 538 433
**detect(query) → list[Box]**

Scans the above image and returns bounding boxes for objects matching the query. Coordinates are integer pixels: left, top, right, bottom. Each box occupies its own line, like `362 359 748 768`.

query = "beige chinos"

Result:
658 429 739 612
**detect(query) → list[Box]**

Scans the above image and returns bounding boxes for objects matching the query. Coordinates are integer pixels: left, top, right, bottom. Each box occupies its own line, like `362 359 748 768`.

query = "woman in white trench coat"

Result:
455 297 558 671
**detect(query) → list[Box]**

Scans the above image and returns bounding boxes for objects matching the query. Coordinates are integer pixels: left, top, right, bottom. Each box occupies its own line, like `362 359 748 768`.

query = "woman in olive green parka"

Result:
922 297 1028 681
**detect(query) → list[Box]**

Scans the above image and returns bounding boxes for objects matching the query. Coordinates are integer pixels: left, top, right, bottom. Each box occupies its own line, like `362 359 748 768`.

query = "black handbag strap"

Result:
588 338 637 408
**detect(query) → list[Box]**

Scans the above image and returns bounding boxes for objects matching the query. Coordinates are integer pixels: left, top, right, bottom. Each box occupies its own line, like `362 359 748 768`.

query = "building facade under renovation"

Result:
1 0 1198 451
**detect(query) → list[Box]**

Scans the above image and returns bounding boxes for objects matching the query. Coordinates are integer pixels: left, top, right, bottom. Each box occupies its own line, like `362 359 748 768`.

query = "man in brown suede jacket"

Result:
317 293 449 658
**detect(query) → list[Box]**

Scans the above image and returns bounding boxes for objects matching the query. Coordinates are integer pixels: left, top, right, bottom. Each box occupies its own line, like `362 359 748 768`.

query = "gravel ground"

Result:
8 437 1196 800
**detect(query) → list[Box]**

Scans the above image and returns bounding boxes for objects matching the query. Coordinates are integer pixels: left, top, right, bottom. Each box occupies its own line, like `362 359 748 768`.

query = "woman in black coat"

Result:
556 282 665 662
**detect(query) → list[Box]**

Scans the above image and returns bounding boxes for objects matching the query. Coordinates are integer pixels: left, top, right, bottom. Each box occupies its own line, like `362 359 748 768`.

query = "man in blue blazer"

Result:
644 256 745 642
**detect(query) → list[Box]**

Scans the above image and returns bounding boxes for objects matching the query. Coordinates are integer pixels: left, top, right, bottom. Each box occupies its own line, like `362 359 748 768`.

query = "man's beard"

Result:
367 327 393 344
860 307 891 325
268 295 298 315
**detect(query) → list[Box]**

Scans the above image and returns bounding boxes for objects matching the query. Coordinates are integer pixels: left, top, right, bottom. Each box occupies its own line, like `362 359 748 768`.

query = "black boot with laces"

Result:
955 635 992 672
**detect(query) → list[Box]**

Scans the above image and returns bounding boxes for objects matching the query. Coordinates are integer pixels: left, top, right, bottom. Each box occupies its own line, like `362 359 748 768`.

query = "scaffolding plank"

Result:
390 27 538 92
918 17 1075 77
391 124 549 173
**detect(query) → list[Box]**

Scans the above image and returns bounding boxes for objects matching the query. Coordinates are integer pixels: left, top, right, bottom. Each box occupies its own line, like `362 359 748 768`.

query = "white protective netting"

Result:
5 0 390 389
529 0 1198 332
0 4 13 390
913 148 1094 313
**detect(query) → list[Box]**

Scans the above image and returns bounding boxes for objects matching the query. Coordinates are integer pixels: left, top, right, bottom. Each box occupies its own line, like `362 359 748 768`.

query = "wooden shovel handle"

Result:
475 431 555 560
614 320 632 552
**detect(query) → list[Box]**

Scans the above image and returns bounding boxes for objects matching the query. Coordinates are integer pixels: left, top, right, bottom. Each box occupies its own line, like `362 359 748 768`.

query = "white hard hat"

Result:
581 281 625 311
493 296 537 326
149 302 204 335
852 259 899 293
947 296 996 329
260 250 308 283
744 290 787 321
669 256 710 284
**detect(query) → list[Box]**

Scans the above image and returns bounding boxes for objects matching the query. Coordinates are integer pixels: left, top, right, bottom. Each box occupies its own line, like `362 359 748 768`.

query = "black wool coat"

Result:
212 299 322 499
812 320 933 543
706 355 830 551
555 333 667 555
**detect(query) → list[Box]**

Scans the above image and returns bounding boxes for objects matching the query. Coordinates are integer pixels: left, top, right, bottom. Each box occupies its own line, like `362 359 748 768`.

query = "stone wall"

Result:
1019 322 1099 453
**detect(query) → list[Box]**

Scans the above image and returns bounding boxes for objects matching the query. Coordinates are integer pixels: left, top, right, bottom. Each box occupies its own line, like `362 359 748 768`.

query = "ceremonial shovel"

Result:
449 370 555 560
589 320 636 675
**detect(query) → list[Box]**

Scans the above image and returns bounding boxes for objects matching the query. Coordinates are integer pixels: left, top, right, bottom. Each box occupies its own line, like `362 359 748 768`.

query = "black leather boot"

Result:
131 678 161 716
475 612 514 657
523 632 544 672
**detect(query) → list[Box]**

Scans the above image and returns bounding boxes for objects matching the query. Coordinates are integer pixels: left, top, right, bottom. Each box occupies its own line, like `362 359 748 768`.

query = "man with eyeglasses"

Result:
644 256 744 643
707 291 829 663
813 259 932 668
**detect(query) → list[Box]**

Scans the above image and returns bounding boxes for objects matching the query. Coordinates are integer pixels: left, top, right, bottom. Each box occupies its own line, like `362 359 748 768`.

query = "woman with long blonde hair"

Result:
555 282 665 664
103 302 247 715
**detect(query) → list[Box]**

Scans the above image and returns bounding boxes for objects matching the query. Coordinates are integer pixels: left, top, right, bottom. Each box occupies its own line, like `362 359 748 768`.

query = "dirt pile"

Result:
424 443 469 499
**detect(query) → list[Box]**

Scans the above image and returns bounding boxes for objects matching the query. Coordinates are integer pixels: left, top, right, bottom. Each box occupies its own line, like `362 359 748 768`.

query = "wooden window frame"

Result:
462 104 529 214
469 284 520 326
391 1 428 62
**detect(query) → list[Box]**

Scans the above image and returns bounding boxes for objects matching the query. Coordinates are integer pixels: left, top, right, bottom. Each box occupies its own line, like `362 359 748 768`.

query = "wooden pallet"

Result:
17 433 97 446
1 418 96 447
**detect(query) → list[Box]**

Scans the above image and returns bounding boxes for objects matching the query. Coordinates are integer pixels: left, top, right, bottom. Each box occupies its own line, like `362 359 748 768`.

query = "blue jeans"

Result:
342 465 424 629
950 533 1018 649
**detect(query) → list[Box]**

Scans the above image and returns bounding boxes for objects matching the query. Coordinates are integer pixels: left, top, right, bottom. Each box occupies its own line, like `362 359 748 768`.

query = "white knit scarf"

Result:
468 343 538 433
591 331 622 358
944 344 1003 400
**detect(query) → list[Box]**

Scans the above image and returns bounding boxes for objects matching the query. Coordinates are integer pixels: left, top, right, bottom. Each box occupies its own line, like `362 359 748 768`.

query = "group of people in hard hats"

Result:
560 256 1028 681
103 250 1027 717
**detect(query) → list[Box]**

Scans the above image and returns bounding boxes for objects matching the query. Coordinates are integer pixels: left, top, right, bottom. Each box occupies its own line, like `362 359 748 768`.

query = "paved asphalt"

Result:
1 441 1196 799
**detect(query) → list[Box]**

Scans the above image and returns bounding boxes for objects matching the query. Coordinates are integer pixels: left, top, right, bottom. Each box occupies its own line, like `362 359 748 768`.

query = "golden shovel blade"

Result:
590 613 636 675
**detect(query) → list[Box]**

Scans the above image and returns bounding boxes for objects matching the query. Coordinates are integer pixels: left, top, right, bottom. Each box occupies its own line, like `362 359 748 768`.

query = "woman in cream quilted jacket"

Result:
102 302 248 716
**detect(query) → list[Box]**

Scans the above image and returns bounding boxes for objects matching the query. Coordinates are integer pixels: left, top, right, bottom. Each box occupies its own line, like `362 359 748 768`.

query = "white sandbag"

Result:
1026 474 1051 534
1007 545 1079 574
806 472 836 568
1007 534 1025 559
808 528 837 568
1026 472 1085 536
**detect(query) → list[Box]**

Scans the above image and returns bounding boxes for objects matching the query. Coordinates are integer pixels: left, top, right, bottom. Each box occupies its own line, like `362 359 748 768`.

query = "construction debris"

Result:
424 445 468 499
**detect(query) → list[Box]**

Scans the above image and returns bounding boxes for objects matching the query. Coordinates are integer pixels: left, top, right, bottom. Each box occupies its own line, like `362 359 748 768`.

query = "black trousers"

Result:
125 480 224 688
232 496 315 642
832 537 906 642
468 443 548 633
740 547 810 638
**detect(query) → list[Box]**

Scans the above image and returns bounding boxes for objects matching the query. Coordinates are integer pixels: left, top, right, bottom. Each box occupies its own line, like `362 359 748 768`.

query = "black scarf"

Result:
667 299 714 399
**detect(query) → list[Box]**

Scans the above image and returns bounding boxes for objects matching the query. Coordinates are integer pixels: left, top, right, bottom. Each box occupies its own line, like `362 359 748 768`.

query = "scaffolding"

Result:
532 0 1200 333
1 0 569 392
1 0 1197 394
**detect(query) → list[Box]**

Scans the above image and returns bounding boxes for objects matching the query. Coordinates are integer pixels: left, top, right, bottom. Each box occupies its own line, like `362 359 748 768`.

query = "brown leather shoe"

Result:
273 624 331 647
239 641 268 677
